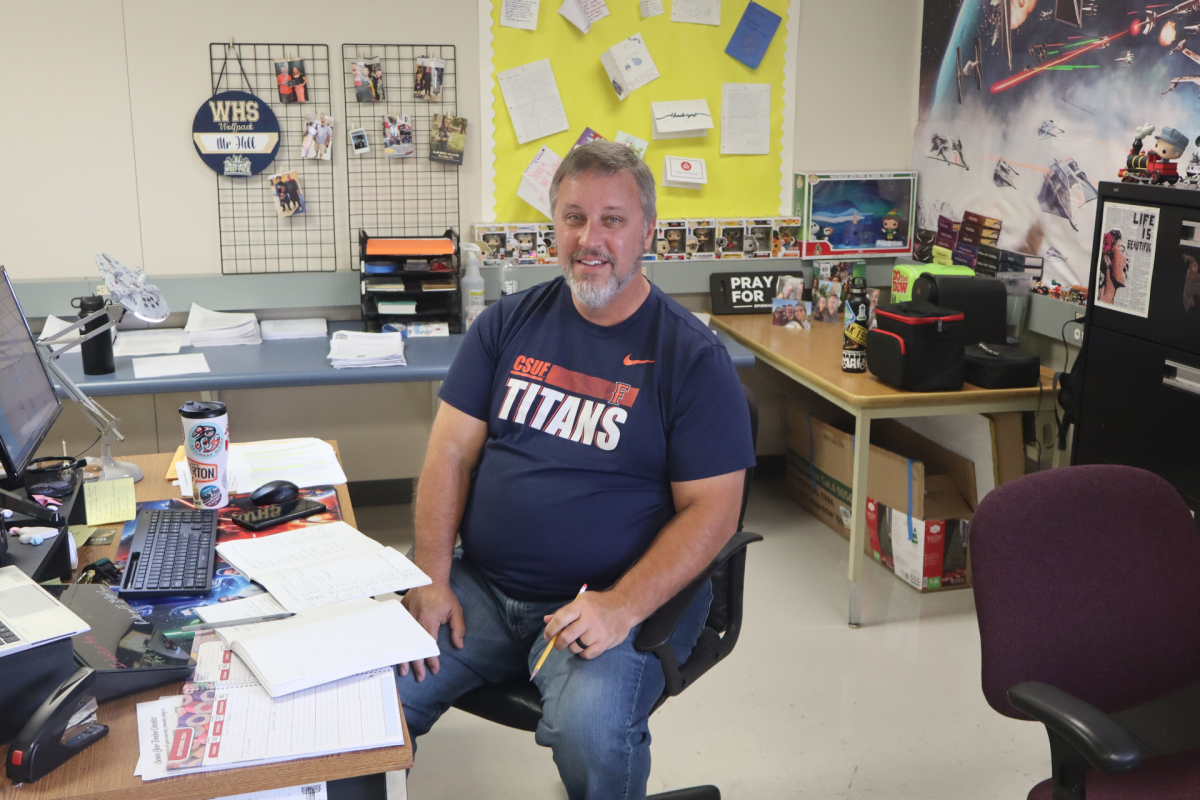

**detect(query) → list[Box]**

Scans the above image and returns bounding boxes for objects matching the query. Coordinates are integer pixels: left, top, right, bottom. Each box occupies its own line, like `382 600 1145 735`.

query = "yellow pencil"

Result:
530 584 588 680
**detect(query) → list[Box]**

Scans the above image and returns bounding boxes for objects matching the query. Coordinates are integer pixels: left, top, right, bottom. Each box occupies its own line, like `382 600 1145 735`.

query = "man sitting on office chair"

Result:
397 141 755 800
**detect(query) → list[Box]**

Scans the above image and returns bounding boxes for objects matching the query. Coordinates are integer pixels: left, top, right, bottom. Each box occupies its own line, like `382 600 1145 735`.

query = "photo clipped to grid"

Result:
209 43 336 275
342 44 461 268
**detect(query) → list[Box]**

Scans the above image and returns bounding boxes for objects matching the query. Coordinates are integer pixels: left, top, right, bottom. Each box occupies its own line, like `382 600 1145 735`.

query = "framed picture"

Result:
795 172 917 259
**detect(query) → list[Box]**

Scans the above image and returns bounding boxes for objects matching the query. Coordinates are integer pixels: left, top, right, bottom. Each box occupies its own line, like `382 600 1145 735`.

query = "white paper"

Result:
517 145 563 219
227 599 438 695
558 0 609 32
184 303 257 332
640 0 664 17
327 330 405 368
260 548 432 612
1094 201 1156 318
501 0 540 29
600 34 660 101
193 640 261 685
214 784 329 800
196 593 289 630
178 438 347 494
720 83 771 155
651 99 713 139
662 155 707 189
112 328 188 357
672 0 720 25
135 695 184 780
217 521 395 579
260 318 328 339
132 353 210 379
498 59 570 145
38 315 83 353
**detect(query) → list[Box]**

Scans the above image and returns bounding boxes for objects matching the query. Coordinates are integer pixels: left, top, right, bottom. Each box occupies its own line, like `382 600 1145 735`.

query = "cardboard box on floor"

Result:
783 395 977 592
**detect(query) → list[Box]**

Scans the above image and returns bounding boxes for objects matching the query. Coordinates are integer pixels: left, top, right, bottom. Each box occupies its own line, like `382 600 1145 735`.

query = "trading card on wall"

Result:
659 221 688 260
382 114 415 158
775 218 802 257
352 57 384 102
746 219 773 258
538 223 557 264
799 171 917 259
689 220 717 260
430 114 467 165
350 128 370 154
415 57 446 100
508 223 539 265
268 171 305 218
716 219 746 259
476 223 508 265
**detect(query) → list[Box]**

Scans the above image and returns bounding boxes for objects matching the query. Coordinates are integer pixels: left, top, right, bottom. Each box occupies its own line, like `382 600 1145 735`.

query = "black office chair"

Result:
452 385 762 800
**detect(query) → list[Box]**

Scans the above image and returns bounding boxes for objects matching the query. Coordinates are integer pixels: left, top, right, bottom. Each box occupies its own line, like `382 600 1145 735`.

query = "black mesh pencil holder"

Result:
23 457 83 498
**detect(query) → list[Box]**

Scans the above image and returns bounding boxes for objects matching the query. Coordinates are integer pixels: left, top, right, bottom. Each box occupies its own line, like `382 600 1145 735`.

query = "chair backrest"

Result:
708 385 758 635
971 465 1200 720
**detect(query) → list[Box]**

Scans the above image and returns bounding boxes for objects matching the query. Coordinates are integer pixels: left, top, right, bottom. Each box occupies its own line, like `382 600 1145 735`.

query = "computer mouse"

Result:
249 480 300 507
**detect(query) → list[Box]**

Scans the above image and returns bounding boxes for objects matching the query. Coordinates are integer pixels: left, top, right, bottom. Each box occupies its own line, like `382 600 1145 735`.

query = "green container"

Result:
890 264 975 303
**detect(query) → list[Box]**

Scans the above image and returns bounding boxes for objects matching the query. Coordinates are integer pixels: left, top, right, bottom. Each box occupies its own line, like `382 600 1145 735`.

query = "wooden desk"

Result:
0 449 412 800
712 314 1053 627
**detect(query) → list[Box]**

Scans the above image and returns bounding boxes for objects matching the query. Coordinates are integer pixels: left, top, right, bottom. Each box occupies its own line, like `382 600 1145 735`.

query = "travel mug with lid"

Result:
180 401 230 508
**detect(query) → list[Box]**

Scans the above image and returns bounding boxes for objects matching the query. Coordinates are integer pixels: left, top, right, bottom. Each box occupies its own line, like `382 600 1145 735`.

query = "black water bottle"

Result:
75 295 115 375
842 277 869 374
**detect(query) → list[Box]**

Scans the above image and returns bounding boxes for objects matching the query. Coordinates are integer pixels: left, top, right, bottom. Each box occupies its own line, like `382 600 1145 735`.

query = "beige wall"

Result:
13 0 924 472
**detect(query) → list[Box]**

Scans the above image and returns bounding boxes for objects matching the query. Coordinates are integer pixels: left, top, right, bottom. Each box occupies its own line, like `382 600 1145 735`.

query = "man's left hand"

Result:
543 591 636 660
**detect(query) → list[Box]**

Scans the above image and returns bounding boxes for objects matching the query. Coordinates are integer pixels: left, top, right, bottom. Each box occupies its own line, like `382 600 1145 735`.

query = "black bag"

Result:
867 301 965 391
963 342 1040 388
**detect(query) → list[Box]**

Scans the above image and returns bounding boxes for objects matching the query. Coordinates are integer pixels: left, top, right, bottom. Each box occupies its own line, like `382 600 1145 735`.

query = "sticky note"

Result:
84 478 137 526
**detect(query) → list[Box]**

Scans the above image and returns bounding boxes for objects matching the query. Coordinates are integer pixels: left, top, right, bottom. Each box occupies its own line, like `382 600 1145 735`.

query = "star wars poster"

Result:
914 0 1200 288
1094 201 1157 317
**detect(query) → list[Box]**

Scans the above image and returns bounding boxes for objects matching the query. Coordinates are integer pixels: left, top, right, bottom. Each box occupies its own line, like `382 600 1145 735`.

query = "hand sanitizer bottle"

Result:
460 243 486 330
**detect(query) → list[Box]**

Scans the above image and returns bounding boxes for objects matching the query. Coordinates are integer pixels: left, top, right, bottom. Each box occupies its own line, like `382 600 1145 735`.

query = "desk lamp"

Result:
34 254 170 484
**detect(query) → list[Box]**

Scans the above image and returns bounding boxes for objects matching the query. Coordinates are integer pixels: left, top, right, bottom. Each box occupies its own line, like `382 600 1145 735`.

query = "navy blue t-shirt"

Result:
438 277 756 601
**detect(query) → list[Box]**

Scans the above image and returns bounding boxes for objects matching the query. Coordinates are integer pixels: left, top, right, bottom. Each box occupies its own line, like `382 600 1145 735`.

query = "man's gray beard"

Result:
562 253 643 309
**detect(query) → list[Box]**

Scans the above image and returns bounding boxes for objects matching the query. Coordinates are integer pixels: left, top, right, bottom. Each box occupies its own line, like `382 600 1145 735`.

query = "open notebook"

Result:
215 521 431 612
195 596 438 697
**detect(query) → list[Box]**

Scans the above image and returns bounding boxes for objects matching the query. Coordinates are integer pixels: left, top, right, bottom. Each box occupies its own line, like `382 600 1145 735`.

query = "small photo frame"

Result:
268 171 305 218
415 57 445 100
300 114 334 160
382 114 414 158
351 128 370 154
771 298 811 329
352 57 384 102
796 171 917 259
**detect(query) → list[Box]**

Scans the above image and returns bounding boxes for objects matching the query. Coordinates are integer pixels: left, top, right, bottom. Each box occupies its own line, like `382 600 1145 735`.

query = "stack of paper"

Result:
185 303 263 346
174 438 348 494
327 330 405 368
214 522 430 612
195 596 438 696
260 318 328 340
112 328 189 357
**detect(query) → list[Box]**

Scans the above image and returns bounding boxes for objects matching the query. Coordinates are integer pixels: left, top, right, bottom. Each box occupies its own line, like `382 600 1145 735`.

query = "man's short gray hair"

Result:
549 141 657 230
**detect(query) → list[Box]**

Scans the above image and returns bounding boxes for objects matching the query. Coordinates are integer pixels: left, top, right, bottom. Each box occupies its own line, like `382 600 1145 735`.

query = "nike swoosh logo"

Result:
624 355 654 365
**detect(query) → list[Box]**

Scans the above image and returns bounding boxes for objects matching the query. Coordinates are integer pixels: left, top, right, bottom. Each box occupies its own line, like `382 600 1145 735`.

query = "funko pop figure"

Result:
686 236 699 255
514 232 536 254
721 228 743 253
657 238 670 256
481 233 505 259
665 228 684 253
1120 123 1190 185
881 212 901 241
694 227 715 252
779 226 798 251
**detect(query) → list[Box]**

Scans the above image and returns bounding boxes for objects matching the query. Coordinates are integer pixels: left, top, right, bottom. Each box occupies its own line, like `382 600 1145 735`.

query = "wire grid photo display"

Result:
342 44 460 268
210 43 336 274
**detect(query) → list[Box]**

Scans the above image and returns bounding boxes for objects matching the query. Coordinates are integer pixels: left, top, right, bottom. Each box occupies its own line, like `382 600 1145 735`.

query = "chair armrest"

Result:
635 530 763 653
1008 681 1143 774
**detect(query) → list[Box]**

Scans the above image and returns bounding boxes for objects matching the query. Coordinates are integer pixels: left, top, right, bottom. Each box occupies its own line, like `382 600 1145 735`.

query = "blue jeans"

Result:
398 551 712 800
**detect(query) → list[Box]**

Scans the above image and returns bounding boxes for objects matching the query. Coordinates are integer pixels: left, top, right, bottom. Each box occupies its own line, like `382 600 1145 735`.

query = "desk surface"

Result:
0 448 412 800
711 313 1054 410
55 322 756 397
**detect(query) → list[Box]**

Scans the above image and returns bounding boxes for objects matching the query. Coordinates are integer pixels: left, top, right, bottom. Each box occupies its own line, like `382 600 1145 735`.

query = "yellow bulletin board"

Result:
479 0 799 222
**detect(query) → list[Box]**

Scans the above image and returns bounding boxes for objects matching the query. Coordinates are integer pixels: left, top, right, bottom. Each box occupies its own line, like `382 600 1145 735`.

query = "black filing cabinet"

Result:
1073 182 1200 511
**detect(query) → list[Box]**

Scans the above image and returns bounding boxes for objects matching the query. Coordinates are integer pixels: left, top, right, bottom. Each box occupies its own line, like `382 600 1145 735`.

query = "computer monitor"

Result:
0 268 62 481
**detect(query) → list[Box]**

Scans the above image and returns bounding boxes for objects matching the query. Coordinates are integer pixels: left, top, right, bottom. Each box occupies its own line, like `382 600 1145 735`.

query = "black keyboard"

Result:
119 509 218 599
0 620 19 645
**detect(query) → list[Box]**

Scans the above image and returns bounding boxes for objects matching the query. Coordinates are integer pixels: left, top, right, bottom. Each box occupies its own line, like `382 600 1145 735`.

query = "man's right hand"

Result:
399 582 466 681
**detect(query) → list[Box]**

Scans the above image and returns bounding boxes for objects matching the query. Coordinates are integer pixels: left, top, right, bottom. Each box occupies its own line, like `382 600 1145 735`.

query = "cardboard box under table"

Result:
783 398 977 593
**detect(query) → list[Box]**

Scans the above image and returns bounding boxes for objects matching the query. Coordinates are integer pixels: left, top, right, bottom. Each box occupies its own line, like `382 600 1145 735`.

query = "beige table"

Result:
712 314 1054 627
0 447 412 800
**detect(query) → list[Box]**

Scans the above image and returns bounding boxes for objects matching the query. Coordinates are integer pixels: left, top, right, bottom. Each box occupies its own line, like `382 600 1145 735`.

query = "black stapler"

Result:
6 667 108 784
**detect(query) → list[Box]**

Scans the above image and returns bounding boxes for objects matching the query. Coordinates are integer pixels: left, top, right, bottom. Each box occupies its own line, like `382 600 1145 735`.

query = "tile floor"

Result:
355 479 1052 799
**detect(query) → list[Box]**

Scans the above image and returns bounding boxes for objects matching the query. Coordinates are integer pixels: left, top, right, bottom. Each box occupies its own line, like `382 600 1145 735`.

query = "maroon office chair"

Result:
452 385 761 800
971 465 1200 799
